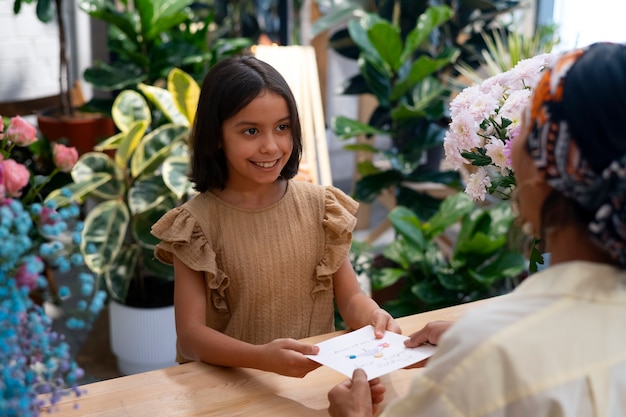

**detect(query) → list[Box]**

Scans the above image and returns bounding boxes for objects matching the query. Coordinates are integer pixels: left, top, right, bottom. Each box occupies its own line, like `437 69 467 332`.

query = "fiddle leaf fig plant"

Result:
371 192 526 317
46 68 198 306
331 5 463 220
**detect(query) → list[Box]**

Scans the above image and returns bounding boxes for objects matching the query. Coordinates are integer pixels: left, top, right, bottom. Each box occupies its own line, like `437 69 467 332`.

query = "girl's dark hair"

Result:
189 54 303 191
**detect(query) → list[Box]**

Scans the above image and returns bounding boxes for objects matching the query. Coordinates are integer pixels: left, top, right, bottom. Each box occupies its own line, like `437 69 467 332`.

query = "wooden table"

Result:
45 299 490 416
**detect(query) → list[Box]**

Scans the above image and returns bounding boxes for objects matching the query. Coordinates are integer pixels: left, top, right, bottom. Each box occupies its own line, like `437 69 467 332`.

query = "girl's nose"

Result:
260 133 279 153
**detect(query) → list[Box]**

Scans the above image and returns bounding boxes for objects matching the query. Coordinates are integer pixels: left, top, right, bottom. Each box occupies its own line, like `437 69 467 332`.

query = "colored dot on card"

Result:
348 355 357 359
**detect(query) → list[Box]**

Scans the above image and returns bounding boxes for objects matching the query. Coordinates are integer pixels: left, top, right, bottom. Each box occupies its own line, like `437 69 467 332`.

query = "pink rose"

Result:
2 159 30 197
52 143 79 173
6 116 38 146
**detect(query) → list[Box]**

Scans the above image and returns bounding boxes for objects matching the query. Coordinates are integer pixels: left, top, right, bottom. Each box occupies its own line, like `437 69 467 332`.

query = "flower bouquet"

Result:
1 115 106 415
443 52 558 201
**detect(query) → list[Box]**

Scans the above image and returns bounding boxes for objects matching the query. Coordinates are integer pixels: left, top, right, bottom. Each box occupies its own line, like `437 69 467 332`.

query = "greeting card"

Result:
305 325 436 380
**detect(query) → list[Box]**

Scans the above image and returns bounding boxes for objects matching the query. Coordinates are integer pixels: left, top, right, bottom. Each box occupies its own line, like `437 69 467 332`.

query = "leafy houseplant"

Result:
79 0 253 99
370 192 526 318
46 68 198 307
330 6 463 220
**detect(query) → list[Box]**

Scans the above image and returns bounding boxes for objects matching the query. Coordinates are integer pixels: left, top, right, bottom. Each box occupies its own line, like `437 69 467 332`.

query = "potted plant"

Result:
368 192 527 318
46 68 199 375
12 0 116 154
78 0 252 107
328 6 463 220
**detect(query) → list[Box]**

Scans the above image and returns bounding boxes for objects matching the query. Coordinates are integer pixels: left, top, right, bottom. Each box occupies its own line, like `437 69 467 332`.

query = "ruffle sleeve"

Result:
314 186 359 289
151 208 230 312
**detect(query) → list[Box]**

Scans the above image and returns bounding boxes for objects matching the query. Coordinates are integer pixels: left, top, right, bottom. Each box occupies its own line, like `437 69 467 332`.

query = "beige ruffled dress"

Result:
151 180 358 362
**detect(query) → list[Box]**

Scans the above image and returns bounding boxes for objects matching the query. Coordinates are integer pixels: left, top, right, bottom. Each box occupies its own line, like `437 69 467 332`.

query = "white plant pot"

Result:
108 300 177 375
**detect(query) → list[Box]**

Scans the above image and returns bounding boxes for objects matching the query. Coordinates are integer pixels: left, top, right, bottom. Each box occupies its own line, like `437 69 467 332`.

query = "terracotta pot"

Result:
37 109 116 155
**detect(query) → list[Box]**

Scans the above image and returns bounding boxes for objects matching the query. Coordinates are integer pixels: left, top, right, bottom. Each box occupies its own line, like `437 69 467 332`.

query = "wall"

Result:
0 0 93 105
0 1 59 101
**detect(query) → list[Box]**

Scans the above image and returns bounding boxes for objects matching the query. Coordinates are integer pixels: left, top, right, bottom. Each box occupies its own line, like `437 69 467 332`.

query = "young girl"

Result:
152 55 400 378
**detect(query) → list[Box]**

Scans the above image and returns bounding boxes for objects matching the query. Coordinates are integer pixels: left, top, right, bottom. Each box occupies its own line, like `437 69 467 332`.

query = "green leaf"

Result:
354 170 402 202
83 61 146 91
81 200 130 275
79 0 139 45
138 82 189 127
135 0 194 41
347 15 385 69
112 90 152 132
115 120 149 168
131 201 175 249
130 124 188 178
310 2 358 38
103 244 140 303
94 131 125 151
358 55 392 107
35 0 54 22
402 5 453 62
167 68 200 126
412 279 452 306
388 206 426 249
392 53 457 100
71 152 125 200
371 268 405 291
44 173 112 207
342 143 379 153
332 116 387 140
424 193 474 239
128 174 170 215
472 251 527 284
367 21 403 72
162 156 193 199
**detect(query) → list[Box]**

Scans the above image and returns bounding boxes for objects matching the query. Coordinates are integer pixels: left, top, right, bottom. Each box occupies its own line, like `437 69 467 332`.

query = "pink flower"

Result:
52 143 78 173
2 159 30 197
6 116 38 146
15 257 44 291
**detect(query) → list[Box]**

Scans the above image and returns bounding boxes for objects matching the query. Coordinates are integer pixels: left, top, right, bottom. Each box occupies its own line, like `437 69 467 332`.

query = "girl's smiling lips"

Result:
251 159 280 168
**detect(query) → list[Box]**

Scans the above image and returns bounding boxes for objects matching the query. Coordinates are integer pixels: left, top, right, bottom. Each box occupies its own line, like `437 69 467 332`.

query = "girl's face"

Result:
221 90 294 190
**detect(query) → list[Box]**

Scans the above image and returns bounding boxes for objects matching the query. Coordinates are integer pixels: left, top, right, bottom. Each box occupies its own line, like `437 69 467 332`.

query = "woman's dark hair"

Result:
533 43 626 265
561 42 626 173
189 54 303 191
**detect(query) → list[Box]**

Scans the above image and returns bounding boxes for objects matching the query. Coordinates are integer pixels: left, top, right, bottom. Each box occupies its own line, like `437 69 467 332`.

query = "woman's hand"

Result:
328 368 385 417
257 338 321 377
403 320 454 368
371 308 402 339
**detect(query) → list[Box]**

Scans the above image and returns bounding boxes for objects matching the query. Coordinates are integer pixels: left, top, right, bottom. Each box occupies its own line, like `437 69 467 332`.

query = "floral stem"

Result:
22 167 60 205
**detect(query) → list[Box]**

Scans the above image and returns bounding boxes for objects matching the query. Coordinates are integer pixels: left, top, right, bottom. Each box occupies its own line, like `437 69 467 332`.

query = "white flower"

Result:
484 140 509 173
444 52 558 201
465 167 492 201
447 110 482 151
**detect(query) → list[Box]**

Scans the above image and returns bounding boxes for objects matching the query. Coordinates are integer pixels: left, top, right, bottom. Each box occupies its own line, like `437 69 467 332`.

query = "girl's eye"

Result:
243 128 258 135
277 124 289 131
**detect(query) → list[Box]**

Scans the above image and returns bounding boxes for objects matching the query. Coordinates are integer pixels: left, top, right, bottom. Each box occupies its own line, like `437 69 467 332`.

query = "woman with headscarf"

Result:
327 42 626 417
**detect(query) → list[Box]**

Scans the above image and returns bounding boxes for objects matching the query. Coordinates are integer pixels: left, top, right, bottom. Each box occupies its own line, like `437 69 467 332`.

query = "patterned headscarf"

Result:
525 44 626 266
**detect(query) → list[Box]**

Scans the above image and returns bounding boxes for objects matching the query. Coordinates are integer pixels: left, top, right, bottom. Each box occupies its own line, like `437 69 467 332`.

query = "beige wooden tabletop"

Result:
44 298 492 416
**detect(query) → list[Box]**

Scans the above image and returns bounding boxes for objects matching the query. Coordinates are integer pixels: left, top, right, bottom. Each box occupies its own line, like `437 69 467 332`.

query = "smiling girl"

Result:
151 55 400 378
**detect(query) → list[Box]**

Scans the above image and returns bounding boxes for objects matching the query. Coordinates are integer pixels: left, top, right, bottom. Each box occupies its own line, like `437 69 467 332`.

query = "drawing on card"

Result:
305 325 437 380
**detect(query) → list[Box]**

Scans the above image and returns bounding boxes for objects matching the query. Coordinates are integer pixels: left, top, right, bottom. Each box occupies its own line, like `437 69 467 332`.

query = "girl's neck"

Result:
212 179 288 210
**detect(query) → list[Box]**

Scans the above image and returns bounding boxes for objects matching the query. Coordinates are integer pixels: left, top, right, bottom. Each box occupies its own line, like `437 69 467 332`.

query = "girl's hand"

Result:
371 308 402 339
328 368 384 417
258 338 321 377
